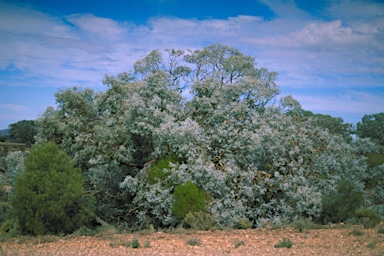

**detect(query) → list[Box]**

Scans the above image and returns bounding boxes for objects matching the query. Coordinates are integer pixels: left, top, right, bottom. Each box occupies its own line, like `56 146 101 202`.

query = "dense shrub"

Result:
319 179 365 224
355 208 382 228
172 181 206 222
10 142 95 235
183 211 216 230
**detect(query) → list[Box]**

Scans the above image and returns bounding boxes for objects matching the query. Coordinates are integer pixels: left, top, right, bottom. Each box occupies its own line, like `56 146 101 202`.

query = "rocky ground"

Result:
1 224 383 255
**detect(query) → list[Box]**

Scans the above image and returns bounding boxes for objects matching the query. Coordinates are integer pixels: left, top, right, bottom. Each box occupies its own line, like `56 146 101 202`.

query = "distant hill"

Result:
0 129 10 136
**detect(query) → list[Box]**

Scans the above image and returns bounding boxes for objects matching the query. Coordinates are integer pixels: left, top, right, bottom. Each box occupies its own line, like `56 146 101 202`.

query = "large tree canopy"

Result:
356 112 384 147
34 44 379 229
9 120 36 145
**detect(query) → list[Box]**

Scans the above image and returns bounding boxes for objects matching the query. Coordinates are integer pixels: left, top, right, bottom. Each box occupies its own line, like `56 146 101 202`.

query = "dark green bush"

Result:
320 179 364 224
355 208 382 228
10 142 95 235
172 181 206 222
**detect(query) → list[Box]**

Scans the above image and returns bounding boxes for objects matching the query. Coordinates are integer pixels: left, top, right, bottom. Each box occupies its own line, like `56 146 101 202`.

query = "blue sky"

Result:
0 0 383 129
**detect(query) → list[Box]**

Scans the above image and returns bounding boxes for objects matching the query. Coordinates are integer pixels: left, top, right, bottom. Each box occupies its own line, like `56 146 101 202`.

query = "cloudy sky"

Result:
0 0 383 129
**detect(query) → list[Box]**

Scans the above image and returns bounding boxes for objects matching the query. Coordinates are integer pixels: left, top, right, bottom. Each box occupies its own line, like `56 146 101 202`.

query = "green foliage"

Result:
172 181 206 222
10 142 95 235
366 154 384 169
274 238 293 248
290 109 353 141
237 218 253 229
73 226 97 236
148 155 179 185
367 241 377 249
182 211 216 230
355 208 382 228
356 112 384 146
320 179 365 224
9 120 37 145
131 237 140 248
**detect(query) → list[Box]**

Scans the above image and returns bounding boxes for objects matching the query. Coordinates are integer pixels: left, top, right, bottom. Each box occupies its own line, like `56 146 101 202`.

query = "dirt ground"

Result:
1 224 383 255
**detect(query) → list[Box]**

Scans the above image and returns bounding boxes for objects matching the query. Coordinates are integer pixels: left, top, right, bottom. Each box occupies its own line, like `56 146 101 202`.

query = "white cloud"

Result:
0 104 30 112
0 0 383 127
295 91 384 115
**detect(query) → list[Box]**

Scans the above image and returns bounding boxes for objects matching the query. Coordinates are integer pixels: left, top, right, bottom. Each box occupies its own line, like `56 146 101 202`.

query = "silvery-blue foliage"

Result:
35 44 378 228
3 151 25 187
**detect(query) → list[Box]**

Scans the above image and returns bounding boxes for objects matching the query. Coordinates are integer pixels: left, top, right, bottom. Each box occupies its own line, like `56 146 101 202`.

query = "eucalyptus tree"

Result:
36 44 374 229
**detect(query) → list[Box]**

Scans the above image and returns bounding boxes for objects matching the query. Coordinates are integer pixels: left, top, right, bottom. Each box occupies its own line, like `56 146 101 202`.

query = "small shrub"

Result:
355 208 382 228
10 142 95 235
172 181 206 222
320 179 364 224
131 237 140 248
237 218 253 229
186 237 201 246
183 211 215 230
378 227 384 234
274 238 293 248
73 226 96 236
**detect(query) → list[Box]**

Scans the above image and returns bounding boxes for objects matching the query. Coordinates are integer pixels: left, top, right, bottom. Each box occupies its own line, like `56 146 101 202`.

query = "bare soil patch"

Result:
1 225 383 255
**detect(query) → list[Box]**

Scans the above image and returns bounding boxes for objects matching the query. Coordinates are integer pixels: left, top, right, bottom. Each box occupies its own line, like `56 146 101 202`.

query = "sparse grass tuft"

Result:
186 237 201 246
234 239 245 248
73 226 96 236
367 241 377 249
144 239 151 248
95 226 117 240
291 218 320 232
350 228 364 236
274 238 293 248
